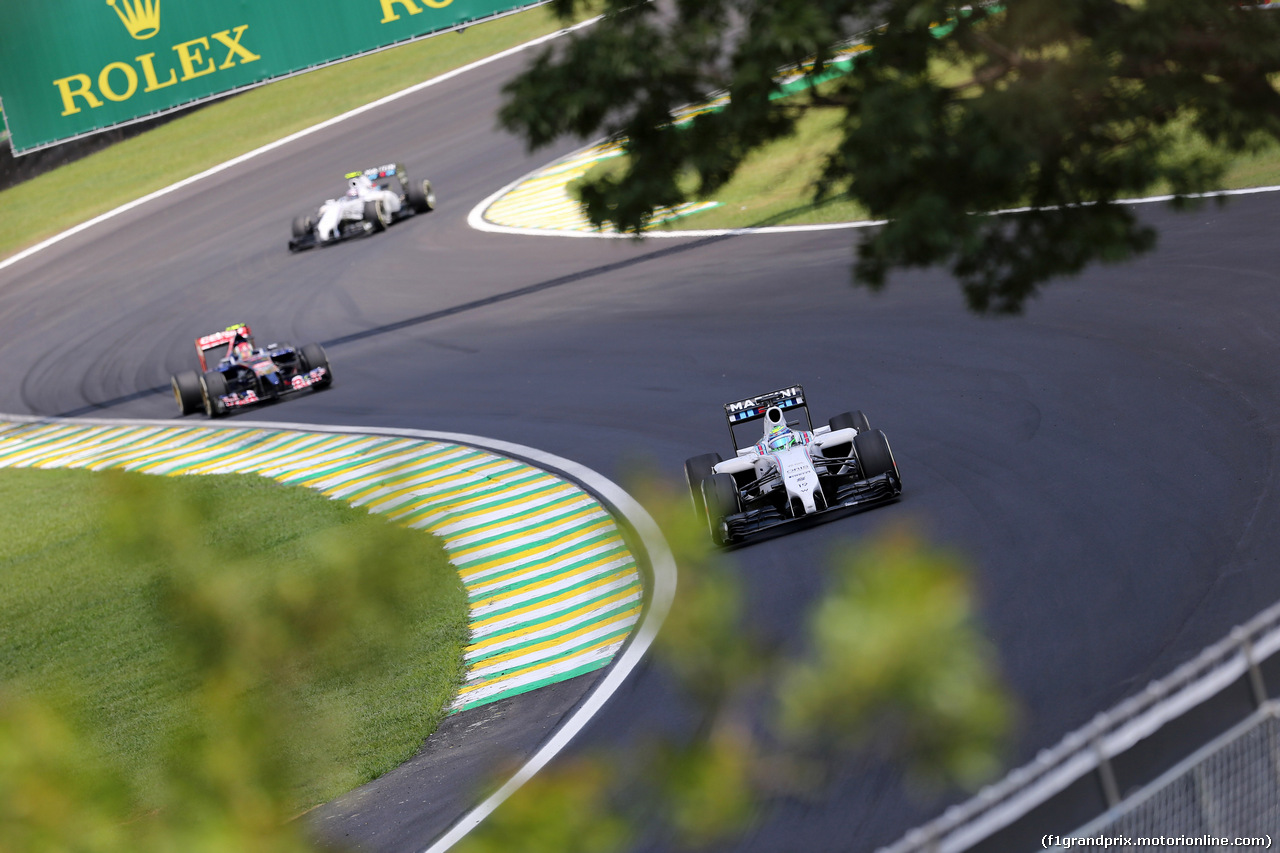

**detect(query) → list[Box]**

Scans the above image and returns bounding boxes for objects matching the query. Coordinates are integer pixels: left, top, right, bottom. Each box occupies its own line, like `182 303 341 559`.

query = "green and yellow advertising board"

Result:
0 0 542 154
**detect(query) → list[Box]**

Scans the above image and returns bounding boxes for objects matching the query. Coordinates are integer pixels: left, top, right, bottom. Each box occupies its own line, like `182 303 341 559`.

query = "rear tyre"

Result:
825 411 869 465
363 200 390 232
300 343 332 388
200 371 228 418
702 473 740 545
853 428 900 487
291 214 313 238
407 179 435 213
829 410 871 433
172 371 202 416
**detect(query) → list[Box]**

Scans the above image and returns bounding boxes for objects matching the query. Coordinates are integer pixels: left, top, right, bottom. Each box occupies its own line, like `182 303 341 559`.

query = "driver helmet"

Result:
234 341 253 360
766 423 799 452
347 175 374 197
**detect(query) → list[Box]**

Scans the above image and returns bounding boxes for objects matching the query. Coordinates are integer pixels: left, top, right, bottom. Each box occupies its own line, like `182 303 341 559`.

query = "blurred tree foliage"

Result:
0 471 466 853
500 0 1280 312
0 467 1007 852
777 530 1010 789
457 475 1011 852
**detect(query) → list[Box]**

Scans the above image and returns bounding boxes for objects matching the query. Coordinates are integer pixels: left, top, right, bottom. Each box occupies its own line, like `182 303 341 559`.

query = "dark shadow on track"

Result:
58 384 171 418
319 232 735 349
54 233 737 417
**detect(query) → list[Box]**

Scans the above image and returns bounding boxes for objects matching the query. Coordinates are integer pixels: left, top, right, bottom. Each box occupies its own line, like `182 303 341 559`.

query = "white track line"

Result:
0 16 602 276
0 412 676 853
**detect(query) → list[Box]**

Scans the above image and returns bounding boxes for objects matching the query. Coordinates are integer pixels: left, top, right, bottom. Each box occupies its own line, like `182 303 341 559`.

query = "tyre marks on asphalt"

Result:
0 419 643 714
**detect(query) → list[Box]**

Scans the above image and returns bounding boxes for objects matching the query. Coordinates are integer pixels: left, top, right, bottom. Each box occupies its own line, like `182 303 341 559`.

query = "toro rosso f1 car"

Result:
171 324 332 418
289 162 435 251
684 385 901 545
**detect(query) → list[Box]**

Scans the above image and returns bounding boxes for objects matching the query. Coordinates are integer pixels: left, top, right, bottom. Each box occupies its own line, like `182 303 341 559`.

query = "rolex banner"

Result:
0 0 543 154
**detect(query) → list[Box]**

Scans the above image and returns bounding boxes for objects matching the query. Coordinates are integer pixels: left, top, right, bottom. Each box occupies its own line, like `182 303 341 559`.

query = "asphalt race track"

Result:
5 35 1280 852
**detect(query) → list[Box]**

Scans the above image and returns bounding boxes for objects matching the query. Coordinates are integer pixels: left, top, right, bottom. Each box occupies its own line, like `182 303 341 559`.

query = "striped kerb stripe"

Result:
479 41 876 236
0 420 643 714
482 139 720 233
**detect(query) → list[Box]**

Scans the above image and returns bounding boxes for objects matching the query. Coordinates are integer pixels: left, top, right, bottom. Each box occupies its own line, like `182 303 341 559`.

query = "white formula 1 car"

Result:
289 162 435 251
684 385 902 545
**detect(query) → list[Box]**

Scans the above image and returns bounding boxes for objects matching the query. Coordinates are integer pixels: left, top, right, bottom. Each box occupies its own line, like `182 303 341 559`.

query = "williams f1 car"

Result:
288 162 435 251
684 385 901 545
171 324 332 418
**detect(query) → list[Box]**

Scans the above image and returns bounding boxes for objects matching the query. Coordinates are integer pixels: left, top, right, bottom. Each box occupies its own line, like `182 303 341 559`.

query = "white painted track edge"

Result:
0 15 604 276
0 412 676 853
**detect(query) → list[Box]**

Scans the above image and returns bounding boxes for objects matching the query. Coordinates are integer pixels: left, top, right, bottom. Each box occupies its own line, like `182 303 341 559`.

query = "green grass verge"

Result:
0 3 588 261
654 106 872 231
0 466 468 809
591 105 1280 232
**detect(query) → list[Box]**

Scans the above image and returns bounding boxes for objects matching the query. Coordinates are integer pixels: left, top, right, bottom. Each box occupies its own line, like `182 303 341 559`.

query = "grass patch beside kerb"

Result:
0 3 589 261
0 466 468 809
584 75 1280 232
657 111 1280 231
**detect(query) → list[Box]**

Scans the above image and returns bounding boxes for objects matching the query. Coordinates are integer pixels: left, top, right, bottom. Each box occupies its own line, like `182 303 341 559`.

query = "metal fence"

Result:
1048 704 1280 851
878 601 1280 853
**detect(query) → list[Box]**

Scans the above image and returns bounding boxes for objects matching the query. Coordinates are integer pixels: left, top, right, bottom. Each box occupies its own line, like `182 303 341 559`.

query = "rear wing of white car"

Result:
723 385 813 450
344 163 407 190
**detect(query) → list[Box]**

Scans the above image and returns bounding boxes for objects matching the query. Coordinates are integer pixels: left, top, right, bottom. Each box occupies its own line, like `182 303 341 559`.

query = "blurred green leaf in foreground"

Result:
0 469 468 852
501 0 1280 312
0 464 1008 852
778 529 1011 790
459 473 1013 851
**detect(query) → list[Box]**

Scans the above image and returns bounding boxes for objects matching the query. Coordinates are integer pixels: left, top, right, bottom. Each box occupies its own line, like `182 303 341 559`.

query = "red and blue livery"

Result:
170 324 332 418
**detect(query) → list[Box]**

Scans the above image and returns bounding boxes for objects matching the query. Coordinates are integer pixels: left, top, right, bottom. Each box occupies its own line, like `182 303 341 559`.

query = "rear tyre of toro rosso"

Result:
684 452 723 521
200 371 228 418
172 371 203 416
407 179 435 213
854 429 900 489
300 343 332 389
702 472 740 545
363 200 390 232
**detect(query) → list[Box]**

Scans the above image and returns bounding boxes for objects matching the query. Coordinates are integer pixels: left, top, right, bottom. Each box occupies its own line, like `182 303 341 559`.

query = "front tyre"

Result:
702 473 740 545
300 343 332 388
684 452 723 521
172 371 203 416
853 429 900 490
291 214 313 238
200 371 228 418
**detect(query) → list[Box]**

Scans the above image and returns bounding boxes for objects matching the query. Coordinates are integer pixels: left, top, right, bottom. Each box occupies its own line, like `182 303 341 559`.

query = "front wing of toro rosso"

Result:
685 385 902 545
289 163 435 251
171 324 332 418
